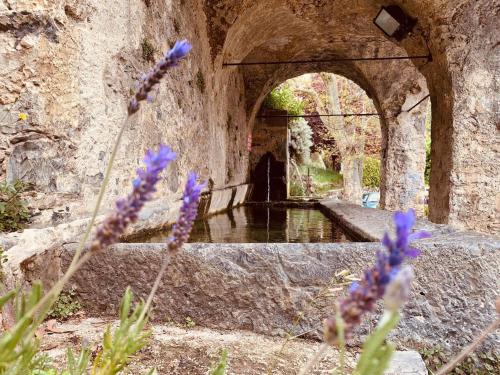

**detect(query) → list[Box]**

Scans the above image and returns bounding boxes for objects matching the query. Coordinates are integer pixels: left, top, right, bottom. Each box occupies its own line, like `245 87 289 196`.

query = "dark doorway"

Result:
250 152 287 201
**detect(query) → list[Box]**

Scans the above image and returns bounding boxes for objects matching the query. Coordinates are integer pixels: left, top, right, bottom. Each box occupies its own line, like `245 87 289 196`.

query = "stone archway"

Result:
247 66 428 211
208 0 498 232
1 0 496 234
218 2 429 213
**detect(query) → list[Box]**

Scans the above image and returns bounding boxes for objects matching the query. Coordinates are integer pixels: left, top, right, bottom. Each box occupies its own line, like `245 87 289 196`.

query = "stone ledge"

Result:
22 240 499 353
319 200 497 244
1 184 250 283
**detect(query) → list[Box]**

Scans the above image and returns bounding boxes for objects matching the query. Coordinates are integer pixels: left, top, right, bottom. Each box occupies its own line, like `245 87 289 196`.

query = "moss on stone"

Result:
141 38 156 62
196 71 206 93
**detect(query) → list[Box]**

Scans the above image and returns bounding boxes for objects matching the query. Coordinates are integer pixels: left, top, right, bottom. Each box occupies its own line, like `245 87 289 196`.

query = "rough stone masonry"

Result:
1 0 498 234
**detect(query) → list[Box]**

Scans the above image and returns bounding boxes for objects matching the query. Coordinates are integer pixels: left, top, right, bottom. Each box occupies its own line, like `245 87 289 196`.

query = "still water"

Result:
137 205 351 243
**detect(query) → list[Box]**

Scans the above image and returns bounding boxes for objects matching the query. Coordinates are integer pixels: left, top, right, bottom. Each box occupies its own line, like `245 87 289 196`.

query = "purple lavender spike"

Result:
324 209 429 343
91 145 176 252
167 172 206 254
128 40 192 115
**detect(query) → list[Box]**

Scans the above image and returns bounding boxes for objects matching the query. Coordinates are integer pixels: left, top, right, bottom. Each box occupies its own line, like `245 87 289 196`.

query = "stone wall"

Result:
0 0 250 228
204 0 498 233
415 1 500 233
1 0 498 235
20 237 499 353
219 2 429 213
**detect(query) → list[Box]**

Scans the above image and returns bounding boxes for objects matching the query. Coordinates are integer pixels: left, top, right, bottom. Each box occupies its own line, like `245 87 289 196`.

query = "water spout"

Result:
267 155 271 203
266 205 270 243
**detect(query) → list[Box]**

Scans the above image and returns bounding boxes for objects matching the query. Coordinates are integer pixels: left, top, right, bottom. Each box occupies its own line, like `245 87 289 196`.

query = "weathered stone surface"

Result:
208 0 498 233
319 200 459 242
0 185 240 284
1 0 498 233
208 189 234 214
233 184 249 205
21 236 498 353
385 351 428 375
0 0 250 228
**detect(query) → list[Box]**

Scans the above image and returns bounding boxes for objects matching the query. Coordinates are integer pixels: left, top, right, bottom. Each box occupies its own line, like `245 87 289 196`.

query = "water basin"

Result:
134 205 352 243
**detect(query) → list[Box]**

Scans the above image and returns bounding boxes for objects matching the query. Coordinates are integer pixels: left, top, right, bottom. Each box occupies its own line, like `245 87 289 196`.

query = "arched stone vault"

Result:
216 0 430 212
241 60 428 212
207 0 499 232
1 0 496 233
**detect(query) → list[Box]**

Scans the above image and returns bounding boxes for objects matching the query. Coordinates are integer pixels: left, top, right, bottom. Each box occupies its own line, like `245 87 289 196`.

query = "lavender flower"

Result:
167 172 206 254
91 145 176 252
324 209 430 343
128 40 192 115
384 265 414 312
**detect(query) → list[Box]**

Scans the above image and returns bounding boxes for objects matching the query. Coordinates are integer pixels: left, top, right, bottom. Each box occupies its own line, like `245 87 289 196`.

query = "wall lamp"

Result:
373 5 417 41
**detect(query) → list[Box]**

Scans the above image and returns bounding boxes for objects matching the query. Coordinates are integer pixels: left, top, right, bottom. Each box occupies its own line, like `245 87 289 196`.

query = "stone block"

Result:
40 238 499 353
385 351 427 375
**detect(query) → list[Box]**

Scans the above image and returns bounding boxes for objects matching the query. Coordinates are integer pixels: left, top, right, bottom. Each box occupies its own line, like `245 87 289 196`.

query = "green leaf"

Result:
354 311 400 375
91 289 151 375
65 347 91 375
67 348 76 372
210 349 229 375
0 290 16 310
120 287 132 322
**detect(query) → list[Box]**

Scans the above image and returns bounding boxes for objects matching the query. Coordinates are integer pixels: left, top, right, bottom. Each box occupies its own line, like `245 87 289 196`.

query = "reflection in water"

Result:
140 206 351 243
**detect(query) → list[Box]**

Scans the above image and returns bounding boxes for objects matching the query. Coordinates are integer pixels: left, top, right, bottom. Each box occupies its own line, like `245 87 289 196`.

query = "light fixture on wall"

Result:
373 5 417 41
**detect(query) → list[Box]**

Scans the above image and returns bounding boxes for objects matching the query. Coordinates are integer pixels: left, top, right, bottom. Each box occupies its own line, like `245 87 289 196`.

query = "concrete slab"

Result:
385 351 428 375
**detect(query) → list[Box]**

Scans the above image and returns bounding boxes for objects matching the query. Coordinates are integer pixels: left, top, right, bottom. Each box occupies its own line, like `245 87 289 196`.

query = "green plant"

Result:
196 71 205 93
301 165 343 185
47 288 81 321
141 39 155 62
420 346 500 375
0 245 7 283
0 179 30 233
353 311 400 375
425 136 431 186
210 349 229 375
91 288 150 374
289 180 305 196
0 40 194 375
362 156 381 188
294 165 343 196
0 283 46 373
184 316 196 328
264 84 304 116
